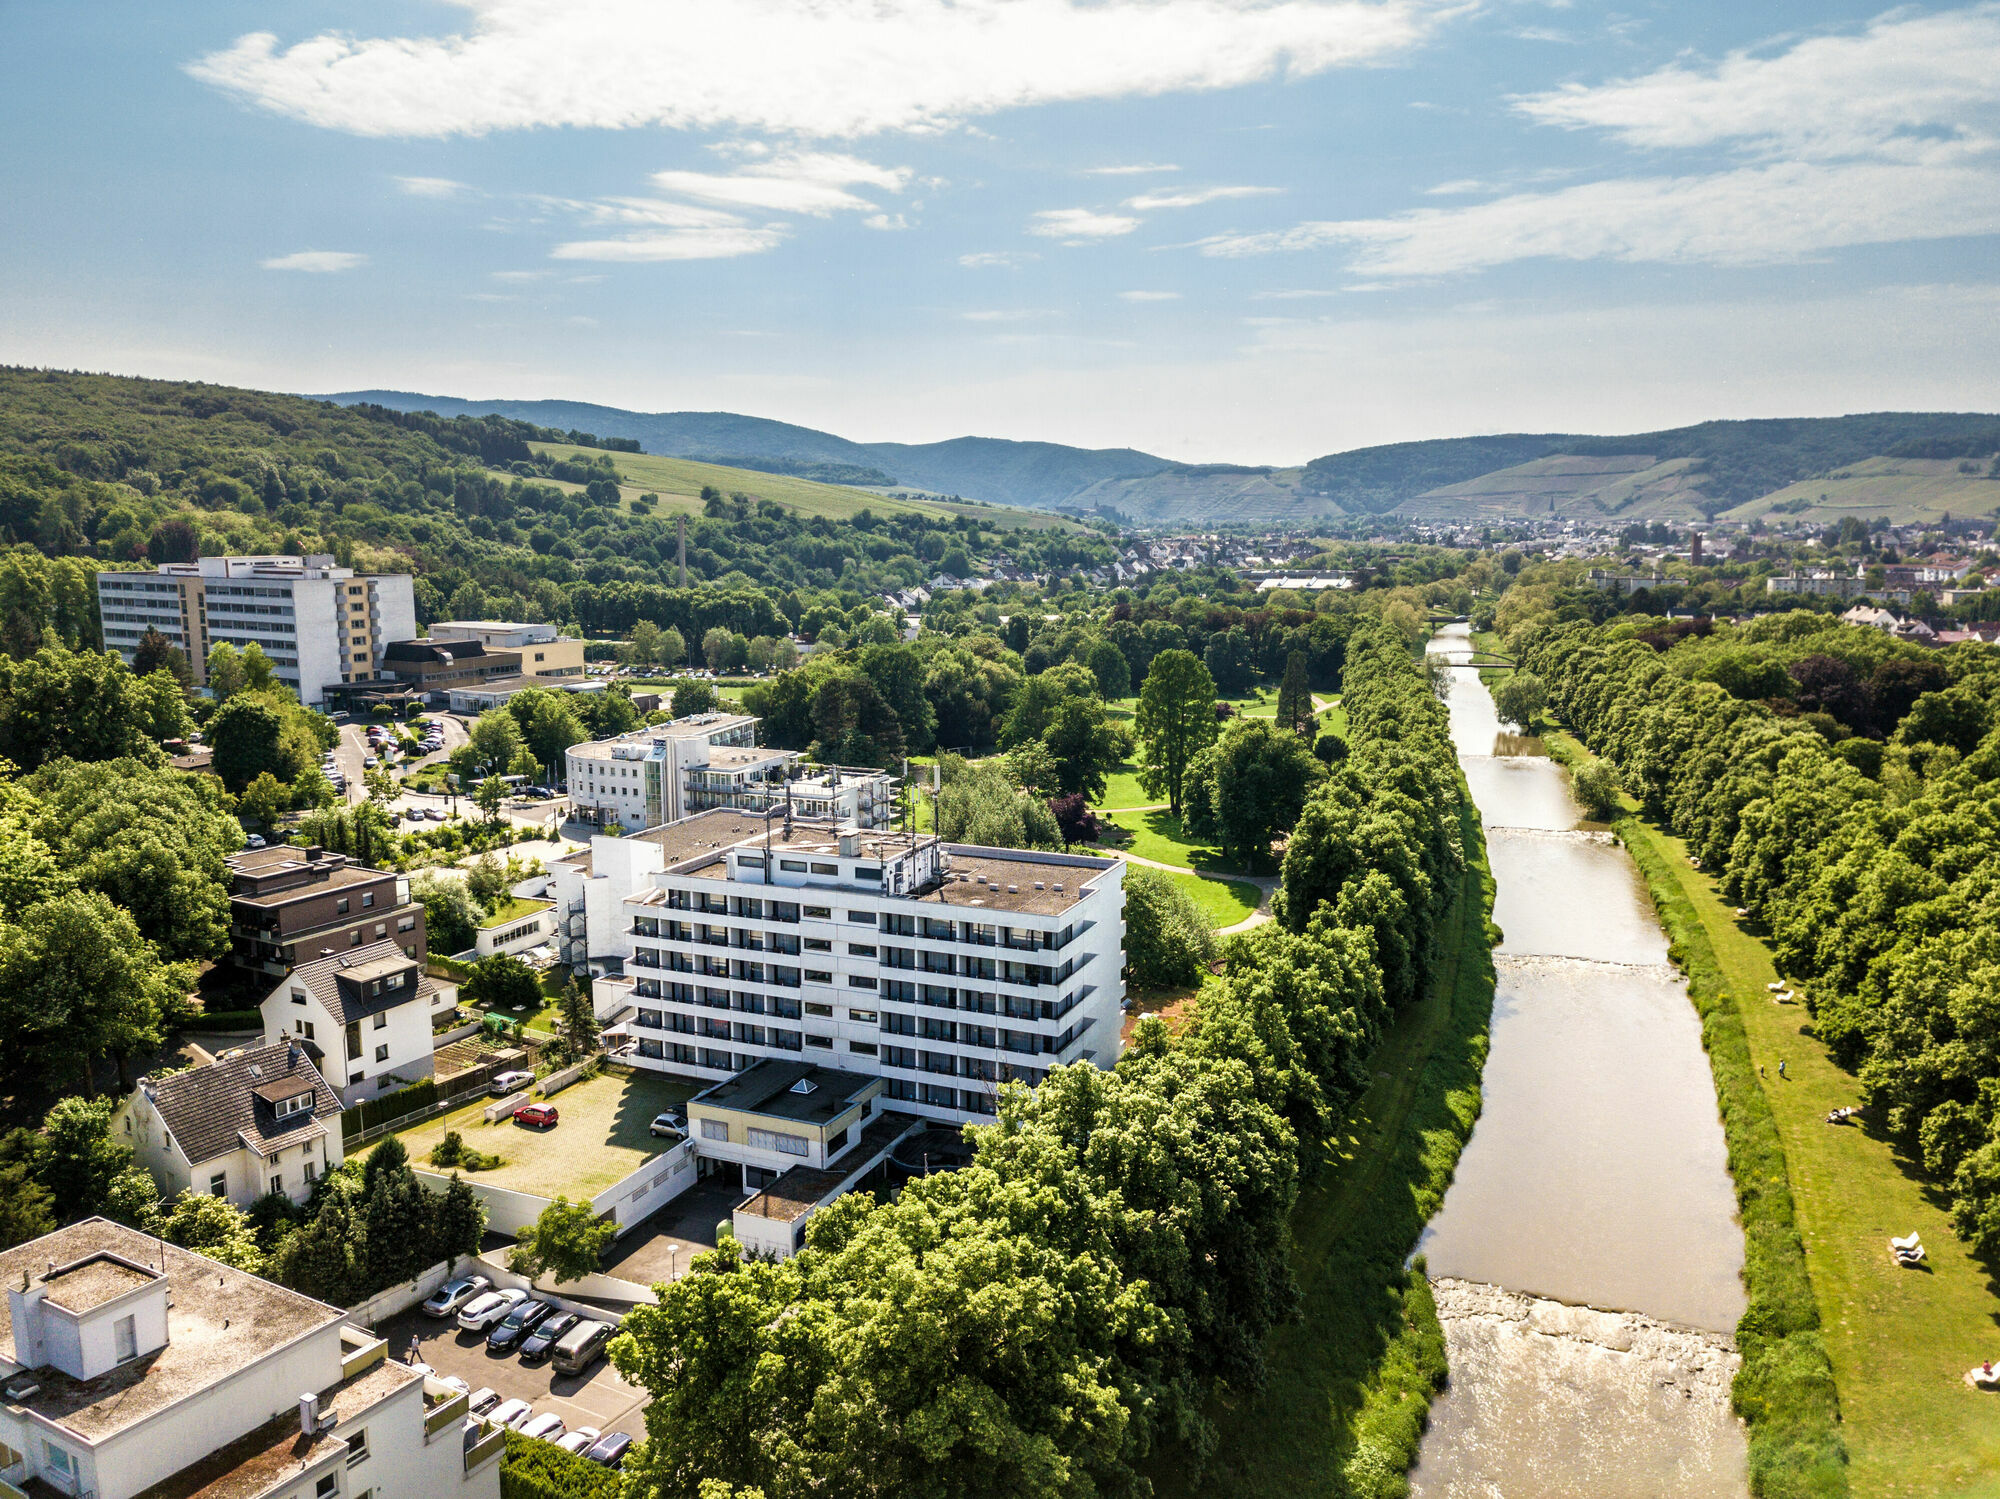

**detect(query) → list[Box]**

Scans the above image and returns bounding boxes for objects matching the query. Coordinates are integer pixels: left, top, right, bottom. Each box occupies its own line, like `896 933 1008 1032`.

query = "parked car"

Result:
583 1432 633 1469
519 1310 580 1363
485 1297 555 1353
648 1110 686 1138
435 1374 471 1398
513 1103 559 1130
554 1428 600 1456
551 1320 614 1376
489 1070 534 1098
467 1387 501 1415
362 756 379 769
489 1398 535 1431
243 834 265 850
422 1275 492 1318
456 1288 526 1332
520 1413 566 1442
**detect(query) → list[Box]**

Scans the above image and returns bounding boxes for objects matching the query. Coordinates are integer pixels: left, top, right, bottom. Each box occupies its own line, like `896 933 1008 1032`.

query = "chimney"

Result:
300 1392 321 1435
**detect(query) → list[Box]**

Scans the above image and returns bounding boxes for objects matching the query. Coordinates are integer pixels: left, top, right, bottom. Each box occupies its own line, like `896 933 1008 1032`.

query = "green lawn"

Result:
1160 869 1261 929
383 1070 701 1199
1097 767 1159 811
478 896 549 929
1102 807 1247 875
1623 808 2000 1497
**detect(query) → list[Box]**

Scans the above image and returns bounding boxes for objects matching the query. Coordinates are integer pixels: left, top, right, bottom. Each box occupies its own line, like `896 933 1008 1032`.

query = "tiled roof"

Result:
282 940 437 1026
148 1042 341 1168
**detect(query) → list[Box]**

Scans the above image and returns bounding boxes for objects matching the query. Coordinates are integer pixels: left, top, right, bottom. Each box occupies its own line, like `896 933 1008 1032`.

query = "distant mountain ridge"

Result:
321 390 1179 510
320 391 2000 525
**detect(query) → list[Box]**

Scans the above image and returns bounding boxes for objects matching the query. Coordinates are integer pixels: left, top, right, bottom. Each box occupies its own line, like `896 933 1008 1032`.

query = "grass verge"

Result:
1156 796 1497 1498
1546 730 1849 1499
1159 869 1261 930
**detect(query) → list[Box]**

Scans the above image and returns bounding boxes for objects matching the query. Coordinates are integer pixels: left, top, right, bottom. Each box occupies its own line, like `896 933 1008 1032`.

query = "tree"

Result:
275 1195 366 1306
673 679 720 718
156 1190 265 1273
463 953 542 1012
468 709 526 774
1047 792 1102 847
0 646 168 770
208 694 285 792
1184 719 1324 869
413 871 481 953
810 672 905 768
0 1130 55 1249
205 641 248 702
429 1173 488 1267
1123 866 1214 989
132 628 187 684
510 689 587 777
999 663 1096 749
240 643 277 694
1491 671 1549 731
1084 639 1132 700
1570 758 1624 821
474 775 510 822
859 644 936 755
1135 649 1219 815
39 1096 133 1220
1274 650 1314 735
553 977 598 1064
510 1196 616 1284
1002 741 1059 797
623 618 666 666
466 853 509 909
935 761 1061 851
702 627 733 673
660 625 688 670
239 771 290 826
1040 697 1125 801
361 1135 433 1287
0 893 191 1091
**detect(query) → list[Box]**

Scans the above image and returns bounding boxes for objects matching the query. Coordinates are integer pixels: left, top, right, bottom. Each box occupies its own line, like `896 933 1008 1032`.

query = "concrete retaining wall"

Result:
346 1258 459 1323
594 1138 698 1231
412 1169 552 1236
470 1252 656 1311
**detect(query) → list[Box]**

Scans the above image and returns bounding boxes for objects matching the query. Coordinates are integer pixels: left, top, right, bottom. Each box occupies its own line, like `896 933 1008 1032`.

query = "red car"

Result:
513 1103 559 1129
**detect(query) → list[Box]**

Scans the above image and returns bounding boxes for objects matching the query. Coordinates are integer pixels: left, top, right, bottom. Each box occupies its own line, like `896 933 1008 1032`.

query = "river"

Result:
1407 625 1750 1498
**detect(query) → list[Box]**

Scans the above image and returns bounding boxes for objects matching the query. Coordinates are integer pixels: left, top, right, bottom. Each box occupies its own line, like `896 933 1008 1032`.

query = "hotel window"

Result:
316 1475 338 1498
700 1119 728 1142
346 1429 368 1467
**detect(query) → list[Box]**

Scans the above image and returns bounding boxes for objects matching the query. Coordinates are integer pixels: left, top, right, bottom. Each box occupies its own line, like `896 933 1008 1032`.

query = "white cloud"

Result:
1198 160 2000 273
261 250 366 272
188 0 1436 139
1118 290 1182 301
959 250 1038 268
491 269 549 282
395 175 471 198
1126 184 1278 210
1206 6 2000 276
650 151 910 215
1083 162 1180 175
551 225 789 261
1029 208 1142 241
864 213 910 231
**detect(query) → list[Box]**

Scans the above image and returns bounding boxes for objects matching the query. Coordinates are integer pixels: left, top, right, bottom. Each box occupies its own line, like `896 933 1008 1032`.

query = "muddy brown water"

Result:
1409 626 1748 1497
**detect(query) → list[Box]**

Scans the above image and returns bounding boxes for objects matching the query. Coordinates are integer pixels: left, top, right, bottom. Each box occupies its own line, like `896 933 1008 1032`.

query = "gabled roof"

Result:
145 1042 341 1169
274 940 436 1027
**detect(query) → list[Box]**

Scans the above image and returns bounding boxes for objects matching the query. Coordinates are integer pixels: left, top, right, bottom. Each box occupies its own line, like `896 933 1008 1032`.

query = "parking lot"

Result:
601 1176 741 1285
374 1302 649 1443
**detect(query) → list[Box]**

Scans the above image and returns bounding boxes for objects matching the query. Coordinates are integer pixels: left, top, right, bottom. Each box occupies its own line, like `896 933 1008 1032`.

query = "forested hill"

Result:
325 389 1181 510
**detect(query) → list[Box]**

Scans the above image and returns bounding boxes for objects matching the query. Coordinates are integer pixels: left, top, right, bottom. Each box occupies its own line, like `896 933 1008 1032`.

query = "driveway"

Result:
332 724 369 804
373 1304 649 1442
600 1177 742 1287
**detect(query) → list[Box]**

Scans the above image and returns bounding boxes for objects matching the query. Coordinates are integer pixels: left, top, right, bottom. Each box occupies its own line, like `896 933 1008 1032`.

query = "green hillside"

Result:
1720 454 2000 524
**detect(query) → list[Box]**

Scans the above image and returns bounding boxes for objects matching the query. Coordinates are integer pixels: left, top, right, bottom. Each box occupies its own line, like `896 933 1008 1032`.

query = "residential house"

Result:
115 1042 342 1208
259 943 453 1106
226 845 426 977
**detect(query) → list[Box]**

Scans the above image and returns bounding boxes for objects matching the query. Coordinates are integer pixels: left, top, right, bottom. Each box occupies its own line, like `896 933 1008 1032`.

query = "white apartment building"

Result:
0 1220 501 1499
258 943 455 1106
564 716 893 833
96 555 416 705
597 810 1126 1126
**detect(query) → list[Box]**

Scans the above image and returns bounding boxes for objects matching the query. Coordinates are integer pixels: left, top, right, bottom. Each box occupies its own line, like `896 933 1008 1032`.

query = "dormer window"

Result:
276 1093 313 1118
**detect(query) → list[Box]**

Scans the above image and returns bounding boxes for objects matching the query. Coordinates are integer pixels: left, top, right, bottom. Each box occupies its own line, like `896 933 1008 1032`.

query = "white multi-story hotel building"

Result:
563 716 893 833
96 555 416 705
595 809 1126 1125
0 1220 501 1499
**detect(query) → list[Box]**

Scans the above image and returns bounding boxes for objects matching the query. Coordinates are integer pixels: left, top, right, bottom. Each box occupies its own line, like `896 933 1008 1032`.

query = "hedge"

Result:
500 1430 622 1499
193 1009 265 1032
339 1078 440 1140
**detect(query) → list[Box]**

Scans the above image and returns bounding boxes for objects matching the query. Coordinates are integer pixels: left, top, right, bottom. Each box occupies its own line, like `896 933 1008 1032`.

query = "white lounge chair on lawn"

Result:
1893 1246 1927 1267
1971 1364 2000 1389
1890 1232 1922 1251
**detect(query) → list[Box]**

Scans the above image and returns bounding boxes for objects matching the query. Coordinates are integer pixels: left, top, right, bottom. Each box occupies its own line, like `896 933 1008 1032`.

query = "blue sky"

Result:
6 1 2000 462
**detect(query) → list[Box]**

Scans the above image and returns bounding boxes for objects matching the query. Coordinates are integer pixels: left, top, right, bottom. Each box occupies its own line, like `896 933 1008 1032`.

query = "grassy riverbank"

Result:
1157 797 1498 1498
1546 731 1859 1498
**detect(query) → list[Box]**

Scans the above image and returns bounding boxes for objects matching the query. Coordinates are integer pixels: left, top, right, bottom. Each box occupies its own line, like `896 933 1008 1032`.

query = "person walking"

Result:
1778 1060 1788 1080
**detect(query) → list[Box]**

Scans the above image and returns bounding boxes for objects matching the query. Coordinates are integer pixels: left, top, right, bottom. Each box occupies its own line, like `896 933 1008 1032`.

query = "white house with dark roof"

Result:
0 1219 501 1499
256 942 453 1106
115 1043 343 1209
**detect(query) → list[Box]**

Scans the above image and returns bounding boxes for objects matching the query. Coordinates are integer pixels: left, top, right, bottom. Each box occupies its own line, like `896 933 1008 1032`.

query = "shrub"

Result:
430 1131 464 1168
500 1430 621 1499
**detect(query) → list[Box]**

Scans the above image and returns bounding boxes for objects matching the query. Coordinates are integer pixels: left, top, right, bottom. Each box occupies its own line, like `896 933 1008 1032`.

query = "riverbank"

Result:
1545 731 1850 1498
1157 796 1497 1498
1598 760 2000 1496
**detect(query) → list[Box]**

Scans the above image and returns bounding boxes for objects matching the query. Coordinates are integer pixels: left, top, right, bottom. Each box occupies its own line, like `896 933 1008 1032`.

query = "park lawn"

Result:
1160 869 1260 929
1102 808 1243 875
1318 702 1349 739
1623 812 2000 1498
1097 767 1159 811
380 1069 701 1199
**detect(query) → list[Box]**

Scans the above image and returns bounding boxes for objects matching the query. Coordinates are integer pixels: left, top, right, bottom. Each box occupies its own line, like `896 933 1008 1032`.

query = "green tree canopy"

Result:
1134 649 1219 815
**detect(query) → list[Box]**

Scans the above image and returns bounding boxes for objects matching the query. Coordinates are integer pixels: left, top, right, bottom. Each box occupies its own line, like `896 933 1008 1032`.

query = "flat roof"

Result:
737 1114 915 1222
704 745 789 767
42 1255 158 1314
231 865 390 905
695 1060 876 1127
0 1221 342 1442
636 809 771 866
569 714 756 756
915 851 1112 917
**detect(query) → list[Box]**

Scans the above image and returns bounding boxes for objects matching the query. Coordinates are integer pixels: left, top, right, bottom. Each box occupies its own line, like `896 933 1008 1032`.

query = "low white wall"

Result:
536 1061 594 1098
483 1091 530 1122
346 1258 459 1323
470 1252 655 1310
412 1168 552 1236
594 1138 698 1231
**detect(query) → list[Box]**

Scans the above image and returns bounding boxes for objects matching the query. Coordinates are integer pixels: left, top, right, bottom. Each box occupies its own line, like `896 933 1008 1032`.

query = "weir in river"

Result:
1408 625 1750 1498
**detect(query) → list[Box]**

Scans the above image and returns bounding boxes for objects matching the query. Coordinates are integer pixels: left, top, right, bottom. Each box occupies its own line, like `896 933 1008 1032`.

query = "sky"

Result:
6 0 2000 463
